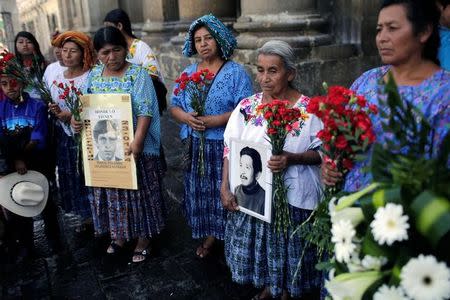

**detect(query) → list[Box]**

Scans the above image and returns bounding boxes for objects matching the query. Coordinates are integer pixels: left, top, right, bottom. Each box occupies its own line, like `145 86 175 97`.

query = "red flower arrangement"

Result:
0 50 52 104
257 99 309 234
307 85 378 189
53 80 83 173
53 80 83 122
0 50 28 83
174 69 215 176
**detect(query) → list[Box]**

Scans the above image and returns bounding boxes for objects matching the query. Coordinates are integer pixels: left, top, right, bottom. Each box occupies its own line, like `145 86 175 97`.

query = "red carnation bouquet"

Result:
307 85 378 193
53 80 83 172
0 50 29 83
296 84 378 256
174 69 215 176
53 80 83 123
0 50 52 104
257 99 309 234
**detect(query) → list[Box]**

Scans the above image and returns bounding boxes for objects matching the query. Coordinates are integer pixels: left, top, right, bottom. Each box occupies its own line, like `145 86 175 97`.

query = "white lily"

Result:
325 271 382 300
335 182 381 211
331 207 365 227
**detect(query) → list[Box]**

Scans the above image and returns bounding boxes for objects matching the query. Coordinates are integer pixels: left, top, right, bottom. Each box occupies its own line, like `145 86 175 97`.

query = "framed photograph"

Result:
229 138 272 223
80 93 137 190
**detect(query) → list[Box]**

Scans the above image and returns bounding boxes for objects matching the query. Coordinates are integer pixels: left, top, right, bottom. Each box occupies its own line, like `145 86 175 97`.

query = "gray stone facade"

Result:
15 0 382 95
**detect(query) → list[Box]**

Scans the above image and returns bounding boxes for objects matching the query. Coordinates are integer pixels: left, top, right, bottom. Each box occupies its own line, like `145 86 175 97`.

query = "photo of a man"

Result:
92 119 123 161
234 146 266 216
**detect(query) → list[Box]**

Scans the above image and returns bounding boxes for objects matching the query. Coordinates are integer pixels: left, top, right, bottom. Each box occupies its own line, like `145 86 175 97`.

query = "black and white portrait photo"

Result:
229 138 272 222
92 119 124 161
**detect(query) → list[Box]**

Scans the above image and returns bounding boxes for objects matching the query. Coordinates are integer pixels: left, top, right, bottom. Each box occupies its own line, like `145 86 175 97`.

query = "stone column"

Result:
119 0 143 24
235 0 332 49
78 0 119 33
141 0 179 48
178 0 236 21
169 0 237 51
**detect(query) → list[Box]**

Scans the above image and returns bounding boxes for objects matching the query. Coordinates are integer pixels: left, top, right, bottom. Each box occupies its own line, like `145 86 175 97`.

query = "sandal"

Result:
106 241 124 255
132 246 150 263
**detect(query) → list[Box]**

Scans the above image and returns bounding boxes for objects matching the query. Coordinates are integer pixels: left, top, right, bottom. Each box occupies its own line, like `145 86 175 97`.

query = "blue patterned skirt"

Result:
183 137 226 240
89 154 166 240
55 125 91 220
225 206 321 298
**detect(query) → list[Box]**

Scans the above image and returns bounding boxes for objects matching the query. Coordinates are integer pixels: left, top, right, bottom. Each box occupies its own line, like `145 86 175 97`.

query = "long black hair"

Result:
14 31 46 74
380 0 441 64
93 26 128 51
103 8 137 39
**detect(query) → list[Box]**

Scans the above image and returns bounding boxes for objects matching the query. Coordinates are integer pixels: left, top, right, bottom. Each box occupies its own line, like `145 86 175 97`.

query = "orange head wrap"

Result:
52 31 95 71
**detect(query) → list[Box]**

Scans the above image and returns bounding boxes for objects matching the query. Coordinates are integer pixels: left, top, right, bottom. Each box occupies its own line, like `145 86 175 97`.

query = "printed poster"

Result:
80 93 137 190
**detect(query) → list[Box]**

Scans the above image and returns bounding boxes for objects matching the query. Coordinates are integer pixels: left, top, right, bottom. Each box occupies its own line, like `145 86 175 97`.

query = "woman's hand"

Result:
71 116 83 133
49 103 62 115
220 185 239 212
321 162 342 186
15 160 27 175
267 152 291 173
126 140 144 160
184 112 206 132
56 111 72 123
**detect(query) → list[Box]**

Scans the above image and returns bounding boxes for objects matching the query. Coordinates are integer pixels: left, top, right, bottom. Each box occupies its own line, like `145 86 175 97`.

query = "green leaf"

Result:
411 190 450 247
361 231 392 258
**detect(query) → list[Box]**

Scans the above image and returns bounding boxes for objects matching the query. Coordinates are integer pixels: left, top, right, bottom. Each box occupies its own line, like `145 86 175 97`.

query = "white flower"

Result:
326 271 382 300
332 207 365 227
370 203 409 245
361 255 388 271
331 219 355 244
373 285 408 300
400 255 450 300
335 242 357 263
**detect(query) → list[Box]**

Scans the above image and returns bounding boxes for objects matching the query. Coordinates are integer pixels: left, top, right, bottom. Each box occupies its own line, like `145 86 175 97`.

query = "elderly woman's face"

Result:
0 76 23 101
16 37 35 56
256 54 294 96
62 41 83 68
194 27 219 60
97 44 127 72
376 4 429 65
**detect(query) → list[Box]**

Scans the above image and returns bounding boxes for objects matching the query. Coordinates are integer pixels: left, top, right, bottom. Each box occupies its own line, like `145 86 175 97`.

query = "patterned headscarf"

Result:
52 31 95 71
182 14 237 60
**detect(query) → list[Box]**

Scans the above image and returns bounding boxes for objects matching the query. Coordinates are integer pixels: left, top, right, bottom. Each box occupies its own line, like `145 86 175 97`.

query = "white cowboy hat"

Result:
0 171 48 217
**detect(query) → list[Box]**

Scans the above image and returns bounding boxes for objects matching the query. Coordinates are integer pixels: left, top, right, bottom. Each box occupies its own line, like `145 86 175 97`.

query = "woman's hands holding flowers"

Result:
70 116 83 133
184 111 206 132
268 152 290 173
321 161 343 186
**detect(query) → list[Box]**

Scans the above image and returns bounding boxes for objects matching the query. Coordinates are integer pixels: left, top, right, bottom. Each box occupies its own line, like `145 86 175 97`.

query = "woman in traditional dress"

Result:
72 26 165 263
170 14 253 258
48 31 95 232
322 0 449 192
103 8 167 115
221 40 323 299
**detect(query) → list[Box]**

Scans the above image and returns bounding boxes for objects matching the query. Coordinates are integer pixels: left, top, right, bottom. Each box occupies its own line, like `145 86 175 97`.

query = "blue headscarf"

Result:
182 14 237 60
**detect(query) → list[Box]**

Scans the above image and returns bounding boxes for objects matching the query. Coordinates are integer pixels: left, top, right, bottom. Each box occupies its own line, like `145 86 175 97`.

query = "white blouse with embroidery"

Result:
223 92 324 210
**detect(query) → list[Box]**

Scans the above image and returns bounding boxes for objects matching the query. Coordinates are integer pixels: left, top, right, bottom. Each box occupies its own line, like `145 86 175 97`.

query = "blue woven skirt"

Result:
55 125 91 220
183 137 226 240
89 154 166 240
267 207 322 297
225 206 321 298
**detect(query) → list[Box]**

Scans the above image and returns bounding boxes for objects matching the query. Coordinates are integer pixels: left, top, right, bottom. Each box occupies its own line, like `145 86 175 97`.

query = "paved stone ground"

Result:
0 114 259 299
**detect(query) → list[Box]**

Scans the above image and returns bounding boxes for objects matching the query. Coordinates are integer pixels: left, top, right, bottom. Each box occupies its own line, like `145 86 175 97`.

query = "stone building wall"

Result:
13 0 382 95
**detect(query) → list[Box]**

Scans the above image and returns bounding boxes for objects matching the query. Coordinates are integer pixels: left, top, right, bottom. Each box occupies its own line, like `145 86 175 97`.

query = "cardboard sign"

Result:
80 93 137 190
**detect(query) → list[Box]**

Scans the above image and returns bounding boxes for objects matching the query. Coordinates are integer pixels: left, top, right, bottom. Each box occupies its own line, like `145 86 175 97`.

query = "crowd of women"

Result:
0 0 448 299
